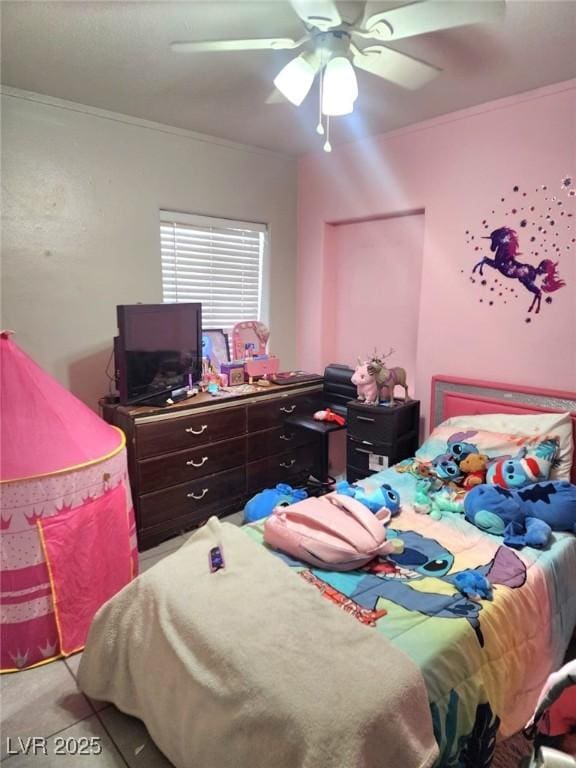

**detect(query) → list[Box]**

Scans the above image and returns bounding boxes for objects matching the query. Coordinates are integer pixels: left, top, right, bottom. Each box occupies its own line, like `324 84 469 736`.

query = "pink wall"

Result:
326 213 424 389
298 80 576 431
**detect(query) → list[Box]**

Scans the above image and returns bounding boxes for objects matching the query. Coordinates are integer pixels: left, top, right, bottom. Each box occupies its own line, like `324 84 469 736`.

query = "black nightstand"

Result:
346 399 420 482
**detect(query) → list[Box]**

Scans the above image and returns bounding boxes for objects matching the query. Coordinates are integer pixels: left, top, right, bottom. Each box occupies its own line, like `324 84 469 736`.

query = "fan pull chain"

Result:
323 116 332 152
316 66 325 135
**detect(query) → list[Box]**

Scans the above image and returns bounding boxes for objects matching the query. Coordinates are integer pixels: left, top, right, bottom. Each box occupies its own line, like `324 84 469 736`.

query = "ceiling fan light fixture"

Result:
321 56 358 116
273 53 317 106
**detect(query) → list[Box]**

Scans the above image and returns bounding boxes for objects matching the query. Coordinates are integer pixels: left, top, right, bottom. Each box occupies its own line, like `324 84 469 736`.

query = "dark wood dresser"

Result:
346 399 420 482
101 382 323 549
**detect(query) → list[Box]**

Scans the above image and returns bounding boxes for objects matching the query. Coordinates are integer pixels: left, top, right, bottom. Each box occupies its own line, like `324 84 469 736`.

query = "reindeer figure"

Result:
368 348 409 405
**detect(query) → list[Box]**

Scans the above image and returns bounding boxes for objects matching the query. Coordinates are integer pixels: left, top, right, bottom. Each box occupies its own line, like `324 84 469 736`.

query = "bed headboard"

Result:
430 376 576 483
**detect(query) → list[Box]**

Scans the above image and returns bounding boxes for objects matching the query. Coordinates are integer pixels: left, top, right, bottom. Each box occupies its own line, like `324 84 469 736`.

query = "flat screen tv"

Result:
116 303 202 405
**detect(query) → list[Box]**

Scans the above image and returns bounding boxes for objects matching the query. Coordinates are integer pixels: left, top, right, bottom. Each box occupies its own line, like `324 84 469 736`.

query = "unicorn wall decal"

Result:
473 227 566 313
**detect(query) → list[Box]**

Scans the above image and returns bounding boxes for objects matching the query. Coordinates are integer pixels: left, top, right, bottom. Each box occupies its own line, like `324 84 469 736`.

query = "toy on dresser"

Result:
366 348 409 405
352 348 409 405
230 321 279 384
220 361 245 387
200 358 226 394
351 361 380 405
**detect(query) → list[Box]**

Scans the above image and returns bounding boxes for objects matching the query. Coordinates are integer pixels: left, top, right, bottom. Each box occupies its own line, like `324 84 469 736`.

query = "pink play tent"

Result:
0 333 137 672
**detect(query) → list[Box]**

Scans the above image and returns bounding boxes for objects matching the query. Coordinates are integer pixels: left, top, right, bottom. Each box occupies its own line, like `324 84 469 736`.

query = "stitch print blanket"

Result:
245 463 576 766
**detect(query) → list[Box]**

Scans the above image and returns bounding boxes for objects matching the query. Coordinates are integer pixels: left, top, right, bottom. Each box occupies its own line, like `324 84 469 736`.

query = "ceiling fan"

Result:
171 0 506 150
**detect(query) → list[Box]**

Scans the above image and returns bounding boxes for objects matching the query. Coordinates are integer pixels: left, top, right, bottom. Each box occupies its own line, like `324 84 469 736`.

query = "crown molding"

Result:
0 85 291 160
303 78 576 159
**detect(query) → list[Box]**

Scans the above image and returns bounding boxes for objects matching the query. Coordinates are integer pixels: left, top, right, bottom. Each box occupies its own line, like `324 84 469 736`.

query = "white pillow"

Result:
441 412 573 481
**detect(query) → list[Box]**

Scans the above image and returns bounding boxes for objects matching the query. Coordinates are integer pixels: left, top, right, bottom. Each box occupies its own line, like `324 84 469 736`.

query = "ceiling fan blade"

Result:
171 38 301 53
363 1 506 42
289 0 342 31
351 43 441 89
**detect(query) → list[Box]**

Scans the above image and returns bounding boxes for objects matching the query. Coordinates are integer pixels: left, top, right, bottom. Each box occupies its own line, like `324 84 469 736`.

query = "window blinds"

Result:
160 211 266 330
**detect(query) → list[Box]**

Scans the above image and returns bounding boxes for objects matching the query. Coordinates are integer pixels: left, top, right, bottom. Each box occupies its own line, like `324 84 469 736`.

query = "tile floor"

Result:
0 512 244 767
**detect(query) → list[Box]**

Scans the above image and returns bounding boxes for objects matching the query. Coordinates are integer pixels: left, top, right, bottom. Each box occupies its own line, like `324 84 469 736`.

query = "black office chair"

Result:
285 364 356 486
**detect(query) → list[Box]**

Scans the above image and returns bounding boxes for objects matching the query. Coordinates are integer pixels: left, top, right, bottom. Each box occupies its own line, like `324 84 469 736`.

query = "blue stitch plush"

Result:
431 453 464 483
243 483 308 523
485 438 558 490
464 480 576 549
453 570 493 600
335 481 401 517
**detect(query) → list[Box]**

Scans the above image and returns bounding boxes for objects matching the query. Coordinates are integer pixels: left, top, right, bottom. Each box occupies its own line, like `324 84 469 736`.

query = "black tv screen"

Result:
116 303 202 405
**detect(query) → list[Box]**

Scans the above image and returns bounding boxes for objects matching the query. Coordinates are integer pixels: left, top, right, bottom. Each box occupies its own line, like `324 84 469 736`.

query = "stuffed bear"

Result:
460 453 489 489
464 480 576 549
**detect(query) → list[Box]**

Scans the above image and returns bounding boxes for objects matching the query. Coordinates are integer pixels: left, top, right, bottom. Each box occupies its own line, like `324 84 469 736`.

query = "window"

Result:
160 211 266 331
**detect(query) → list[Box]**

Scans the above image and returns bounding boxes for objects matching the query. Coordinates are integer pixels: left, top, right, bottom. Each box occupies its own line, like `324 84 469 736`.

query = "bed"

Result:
78 377 576 768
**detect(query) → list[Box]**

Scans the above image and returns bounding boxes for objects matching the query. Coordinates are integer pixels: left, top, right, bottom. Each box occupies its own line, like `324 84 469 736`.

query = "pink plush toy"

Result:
351 362 379 405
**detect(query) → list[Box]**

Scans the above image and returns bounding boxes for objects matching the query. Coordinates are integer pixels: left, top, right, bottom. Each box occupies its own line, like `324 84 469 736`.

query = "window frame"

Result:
159 210 268 330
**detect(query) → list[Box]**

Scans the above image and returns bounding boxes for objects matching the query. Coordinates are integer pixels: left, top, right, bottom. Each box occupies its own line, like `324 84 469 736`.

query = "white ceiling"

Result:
2 1 576 156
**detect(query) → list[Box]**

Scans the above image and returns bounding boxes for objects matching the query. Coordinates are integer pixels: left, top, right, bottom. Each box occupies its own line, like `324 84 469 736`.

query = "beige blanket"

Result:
78 518 438 768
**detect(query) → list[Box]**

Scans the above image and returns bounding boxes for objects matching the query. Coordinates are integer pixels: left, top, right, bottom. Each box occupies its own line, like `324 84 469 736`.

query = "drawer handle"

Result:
279 459 296 468
354 447 371 455
186 456 209 468
280 405 296 414
280 433 294 441
185 424 208 435
187 488 209 500
357 416 376 423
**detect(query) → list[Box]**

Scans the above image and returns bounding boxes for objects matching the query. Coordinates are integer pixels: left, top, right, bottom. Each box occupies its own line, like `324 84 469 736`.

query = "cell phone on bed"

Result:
209 546 225 573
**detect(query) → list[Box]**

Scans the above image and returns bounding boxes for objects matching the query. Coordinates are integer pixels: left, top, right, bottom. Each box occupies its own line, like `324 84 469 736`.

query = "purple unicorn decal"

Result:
473 227 565 313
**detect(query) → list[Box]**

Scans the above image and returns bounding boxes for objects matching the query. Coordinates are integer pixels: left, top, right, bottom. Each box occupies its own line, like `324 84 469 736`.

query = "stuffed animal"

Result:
446 434 479 464
464 480 576 549
335 481 401 519
351 362 379 405
364 353 409 404
313 408 346 427
453 571 493 600
431 453 464 484
413 480 463 520
244 483 308 523
486 438 558 490
460 453 489 489
413 480 437 516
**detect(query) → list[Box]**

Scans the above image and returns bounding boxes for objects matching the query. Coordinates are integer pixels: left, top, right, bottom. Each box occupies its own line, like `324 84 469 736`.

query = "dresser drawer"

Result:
246 443 321 493
139 466 246 530
135 407 246 458
346 466 370 484
347 401 419 444
138 436 246 494
246 425 319 462
247 391 322 432
347 432 418 475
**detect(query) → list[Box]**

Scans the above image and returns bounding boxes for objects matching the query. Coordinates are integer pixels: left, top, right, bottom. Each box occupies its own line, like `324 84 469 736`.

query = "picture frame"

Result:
202 329 230 371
